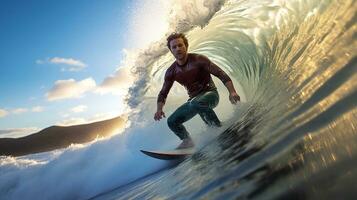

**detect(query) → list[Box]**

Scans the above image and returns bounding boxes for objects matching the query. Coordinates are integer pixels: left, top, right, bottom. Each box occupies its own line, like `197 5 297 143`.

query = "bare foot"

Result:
176 137 195 149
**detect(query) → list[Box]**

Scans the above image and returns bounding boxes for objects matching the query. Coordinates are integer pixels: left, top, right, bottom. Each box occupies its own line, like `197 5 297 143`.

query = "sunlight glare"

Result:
128 0 170 49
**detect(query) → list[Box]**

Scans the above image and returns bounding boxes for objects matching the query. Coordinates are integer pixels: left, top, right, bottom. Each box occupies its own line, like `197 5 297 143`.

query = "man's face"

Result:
169 38 187 60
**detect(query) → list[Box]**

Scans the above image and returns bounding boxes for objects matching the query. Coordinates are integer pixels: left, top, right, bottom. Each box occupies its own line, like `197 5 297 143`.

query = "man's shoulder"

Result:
188 53 210 63
167 61 177 71
164 62 176 78
189 53 205 59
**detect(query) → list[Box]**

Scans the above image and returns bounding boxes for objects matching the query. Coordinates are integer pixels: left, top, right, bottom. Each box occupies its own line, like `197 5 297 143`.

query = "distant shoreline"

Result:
0 116 125 157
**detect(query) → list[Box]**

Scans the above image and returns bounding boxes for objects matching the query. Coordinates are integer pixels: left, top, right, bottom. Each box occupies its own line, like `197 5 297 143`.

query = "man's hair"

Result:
166 33 189 50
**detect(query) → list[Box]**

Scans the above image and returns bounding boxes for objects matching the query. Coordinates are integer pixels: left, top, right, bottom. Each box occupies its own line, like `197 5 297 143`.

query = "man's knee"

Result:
167 115 176 129
168 115 184 129
200 110 221 127
167 115 189 139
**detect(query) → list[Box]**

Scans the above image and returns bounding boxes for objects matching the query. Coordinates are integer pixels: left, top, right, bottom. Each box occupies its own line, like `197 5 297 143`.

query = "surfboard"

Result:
140 148 194 160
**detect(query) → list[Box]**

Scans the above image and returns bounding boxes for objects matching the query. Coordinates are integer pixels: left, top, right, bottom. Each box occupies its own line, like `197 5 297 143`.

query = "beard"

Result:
175 52 186 60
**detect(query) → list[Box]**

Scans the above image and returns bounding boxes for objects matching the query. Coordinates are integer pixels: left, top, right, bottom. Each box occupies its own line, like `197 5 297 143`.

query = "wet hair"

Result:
166 33 189 50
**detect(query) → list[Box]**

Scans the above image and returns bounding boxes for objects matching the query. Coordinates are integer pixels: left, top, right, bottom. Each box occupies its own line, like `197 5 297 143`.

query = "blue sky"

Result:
0 0 138 137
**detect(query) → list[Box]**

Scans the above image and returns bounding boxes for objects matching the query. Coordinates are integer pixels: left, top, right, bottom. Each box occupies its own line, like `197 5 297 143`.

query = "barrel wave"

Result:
111 0 357 199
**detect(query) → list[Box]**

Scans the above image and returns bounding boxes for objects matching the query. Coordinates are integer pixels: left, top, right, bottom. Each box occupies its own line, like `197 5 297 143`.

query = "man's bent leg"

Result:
199 110 221 127
191 90 221 127
167 102 198 140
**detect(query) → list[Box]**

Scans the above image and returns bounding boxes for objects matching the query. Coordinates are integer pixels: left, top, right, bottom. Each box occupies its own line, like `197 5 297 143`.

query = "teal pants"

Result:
167 90 221 140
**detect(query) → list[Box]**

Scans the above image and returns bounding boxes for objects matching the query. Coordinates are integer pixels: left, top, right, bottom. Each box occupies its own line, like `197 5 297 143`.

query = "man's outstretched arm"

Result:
202 56 240 104
154 102 166 121
224 81 240 104
154 74 174 121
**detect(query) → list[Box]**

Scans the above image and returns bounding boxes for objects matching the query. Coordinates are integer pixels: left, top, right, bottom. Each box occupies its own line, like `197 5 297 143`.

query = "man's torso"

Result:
168 53 216 98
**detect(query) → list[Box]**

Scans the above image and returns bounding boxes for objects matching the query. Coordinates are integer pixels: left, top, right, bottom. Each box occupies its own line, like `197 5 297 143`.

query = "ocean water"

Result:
1 0 356 199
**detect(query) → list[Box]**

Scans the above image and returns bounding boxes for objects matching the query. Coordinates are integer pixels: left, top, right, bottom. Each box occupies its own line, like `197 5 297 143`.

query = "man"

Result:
154 33 240 149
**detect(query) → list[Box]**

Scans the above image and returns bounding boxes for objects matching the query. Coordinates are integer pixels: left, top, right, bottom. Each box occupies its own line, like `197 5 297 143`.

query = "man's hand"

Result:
229 92 240 104
154 110 166 121
224 81 240 104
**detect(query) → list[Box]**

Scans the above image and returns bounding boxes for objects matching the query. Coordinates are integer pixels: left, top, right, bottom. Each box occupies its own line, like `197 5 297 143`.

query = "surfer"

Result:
154 33 240 149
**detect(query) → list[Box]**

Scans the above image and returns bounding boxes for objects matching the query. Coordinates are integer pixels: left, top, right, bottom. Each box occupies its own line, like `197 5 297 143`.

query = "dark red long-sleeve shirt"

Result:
157 53 231 103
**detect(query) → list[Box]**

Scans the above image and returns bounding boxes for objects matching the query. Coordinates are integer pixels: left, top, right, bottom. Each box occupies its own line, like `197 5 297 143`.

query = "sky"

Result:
0 0 156 137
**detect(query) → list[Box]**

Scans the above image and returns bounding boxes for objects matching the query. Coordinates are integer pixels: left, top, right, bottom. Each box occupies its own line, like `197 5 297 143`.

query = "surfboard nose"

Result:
140 149 194 160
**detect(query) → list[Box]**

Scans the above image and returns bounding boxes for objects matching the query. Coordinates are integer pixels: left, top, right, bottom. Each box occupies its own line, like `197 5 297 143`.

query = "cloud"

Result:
57 112 118 126
0 109 8 118
0 127 40 138
46 78 96 101
29 97 38 101
37 57 87 71
87 113 118 122
36 59 45 64
12 108 28 114
32 106 44 112
49 57 86 67
96 53 135 95
57 118 87 126
61 113 70 118
50 57 87 71
0 107 44 117
71 105 87 113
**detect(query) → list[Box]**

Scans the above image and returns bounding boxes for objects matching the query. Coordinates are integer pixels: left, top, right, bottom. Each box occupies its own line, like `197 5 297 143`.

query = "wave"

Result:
0 0 356 199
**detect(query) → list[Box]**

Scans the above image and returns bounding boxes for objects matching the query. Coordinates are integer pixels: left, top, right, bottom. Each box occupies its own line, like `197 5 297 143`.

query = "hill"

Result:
0 116 125 157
